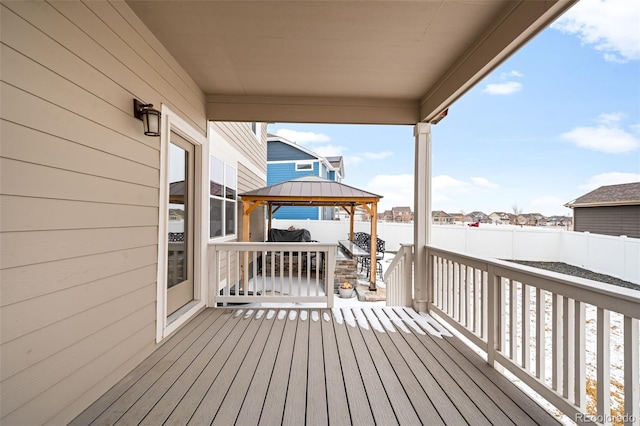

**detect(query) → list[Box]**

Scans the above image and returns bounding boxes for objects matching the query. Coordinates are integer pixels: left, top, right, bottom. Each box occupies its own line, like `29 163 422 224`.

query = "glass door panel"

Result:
167 132 194 316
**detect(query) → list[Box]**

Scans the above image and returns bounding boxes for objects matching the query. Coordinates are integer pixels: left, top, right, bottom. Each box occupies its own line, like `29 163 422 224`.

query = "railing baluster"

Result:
463 265 469 329
510 279 517 360
521 283 530 370
624 316 639 426
574 300 586 410
536 288 545 381
314 250 320 296
552 293 563 393
563 297 575 400
453 261 459 321
482 270 488 340
500 277 507 355
270 250 276 295
442 258 447 312
438 257 444 309
597 307 611 419
468 266 472 326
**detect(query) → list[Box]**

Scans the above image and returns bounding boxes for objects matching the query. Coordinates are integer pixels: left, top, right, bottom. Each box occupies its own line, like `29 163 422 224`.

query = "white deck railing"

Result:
383 243 414 306
424 244 639 425
209 242 336 307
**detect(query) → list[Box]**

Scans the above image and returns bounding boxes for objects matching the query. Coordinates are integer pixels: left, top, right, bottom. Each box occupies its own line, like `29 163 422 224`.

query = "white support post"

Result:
487 265 500 366
413 123 432 313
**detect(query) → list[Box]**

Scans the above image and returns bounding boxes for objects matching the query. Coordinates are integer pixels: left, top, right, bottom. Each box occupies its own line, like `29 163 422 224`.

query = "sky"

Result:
267 0 640 217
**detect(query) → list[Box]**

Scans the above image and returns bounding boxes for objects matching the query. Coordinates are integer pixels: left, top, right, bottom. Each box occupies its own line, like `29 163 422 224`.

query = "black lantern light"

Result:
133 99 161 137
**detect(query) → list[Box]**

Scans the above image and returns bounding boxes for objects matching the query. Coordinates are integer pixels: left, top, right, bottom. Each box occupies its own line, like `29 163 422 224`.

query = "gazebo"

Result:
239 176 383 288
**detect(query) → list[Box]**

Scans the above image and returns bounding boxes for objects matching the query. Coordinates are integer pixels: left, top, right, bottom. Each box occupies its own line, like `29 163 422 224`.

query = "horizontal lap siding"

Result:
574 205 640 238
0 1 206 424
213 122 267 177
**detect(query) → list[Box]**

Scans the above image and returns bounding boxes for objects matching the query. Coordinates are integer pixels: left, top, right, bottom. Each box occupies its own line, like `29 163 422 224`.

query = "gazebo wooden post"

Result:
349 205 355 240
241 200 252 290
267 202 273 232
369 202 378 290
242 200 251 242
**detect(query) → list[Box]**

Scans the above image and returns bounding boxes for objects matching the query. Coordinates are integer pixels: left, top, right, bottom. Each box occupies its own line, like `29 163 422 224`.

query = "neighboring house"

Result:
448 212 466 223
515 213 546 226
267 134 343 220
546 215 573 228
380 209 394 222
467 211 490 223
432 210 453 224
489 212 514 225
326 156 345 182
392 206 413 222
565 182 640 238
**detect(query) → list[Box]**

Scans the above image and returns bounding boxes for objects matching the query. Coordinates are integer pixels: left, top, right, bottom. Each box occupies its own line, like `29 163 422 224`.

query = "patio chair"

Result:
359 236 385 279
353 232 370 271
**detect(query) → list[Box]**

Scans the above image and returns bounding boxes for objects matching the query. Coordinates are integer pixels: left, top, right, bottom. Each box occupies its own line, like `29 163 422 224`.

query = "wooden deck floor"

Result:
72 307 560 425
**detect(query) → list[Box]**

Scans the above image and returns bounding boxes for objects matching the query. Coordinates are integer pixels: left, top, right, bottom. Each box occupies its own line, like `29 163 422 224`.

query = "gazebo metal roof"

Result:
239 175 382 206
239 175 384 288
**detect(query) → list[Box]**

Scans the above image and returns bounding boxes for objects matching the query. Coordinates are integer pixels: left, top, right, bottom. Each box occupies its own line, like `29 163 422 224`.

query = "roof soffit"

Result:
126 0 577 124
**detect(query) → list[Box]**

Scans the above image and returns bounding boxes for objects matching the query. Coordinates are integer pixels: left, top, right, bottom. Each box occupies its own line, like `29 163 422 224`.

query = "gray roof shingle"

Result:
566 182 640 207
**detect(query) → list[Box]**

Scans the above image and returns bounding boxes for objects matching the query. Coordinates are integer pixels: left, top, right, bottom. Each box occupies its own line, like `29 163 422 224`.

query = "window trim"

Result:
295 161 314 171
209 154 238 241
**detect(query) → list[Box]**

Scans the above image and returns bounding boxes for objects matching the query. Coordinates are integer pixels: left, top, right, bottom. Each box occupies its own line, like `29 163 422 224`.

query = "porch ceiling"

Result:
126 0 577 124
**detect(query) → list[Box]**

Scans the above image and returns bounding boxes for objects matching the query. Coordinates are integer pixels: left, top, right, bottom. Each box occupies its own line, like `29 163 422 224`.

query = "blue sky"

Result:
268 0 640 216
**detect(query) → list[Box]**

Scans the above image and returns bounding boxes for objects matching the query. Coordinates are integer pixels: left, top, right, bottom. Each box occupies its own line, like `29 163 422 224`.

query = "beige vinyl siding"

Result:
212 121 268 176
1 1 205 424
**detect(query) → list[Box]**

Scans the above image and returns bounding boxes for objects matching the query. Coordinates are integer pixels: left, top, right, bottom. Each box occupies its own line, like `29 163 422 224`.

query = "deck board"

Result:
68 308 220 426
331 309 376 426
306 311 328 426
283 310 310 425
321 311 351 425
259 310 298 425
74 307 562 426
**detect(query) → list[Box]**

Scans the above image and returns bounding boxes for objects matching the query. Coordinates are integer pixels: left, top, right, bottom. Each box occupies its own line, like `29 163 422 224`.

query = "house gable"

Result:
267 140 317 162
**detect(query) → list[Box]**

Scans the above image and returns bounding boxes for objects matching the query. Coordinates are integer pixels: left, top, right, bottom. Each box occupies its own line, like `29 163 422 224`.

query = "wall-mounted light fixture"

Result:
133 99 161 136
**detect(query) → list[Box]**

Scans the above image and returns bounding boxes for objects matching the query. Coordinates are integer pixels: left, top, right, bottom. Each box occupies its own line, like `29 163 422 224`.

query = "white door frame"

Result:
156 105 209 342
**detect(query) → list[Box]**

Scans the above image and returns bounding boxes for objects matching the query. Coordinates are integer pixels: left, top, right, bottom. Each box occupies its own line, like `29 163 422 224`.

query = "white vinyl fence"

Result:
274 220 639 284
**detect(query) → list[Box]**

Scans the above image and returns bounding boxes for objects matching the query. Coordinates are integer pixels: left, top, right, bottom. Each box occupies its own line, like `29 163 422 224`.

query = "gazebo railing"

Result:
209 242 336 307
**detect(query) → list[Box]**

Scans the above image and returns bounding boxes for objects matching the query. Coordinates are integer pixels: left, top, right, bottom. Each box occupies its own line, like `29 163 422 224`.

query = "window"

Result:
251 122 261 142
295 162 313 171
209 155 237 238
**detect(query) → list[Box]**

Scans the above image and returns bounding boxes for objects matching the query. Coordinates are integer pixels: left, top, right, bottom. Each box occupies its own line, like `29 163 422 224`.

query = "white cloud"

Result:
431 175 499 209
552 0 640 63
367 174 414 210
344 150 393 167
578 172 640 190
559 119 639 153
597 112 625 125
483 81 522 95
500 70 523 79
275 128 330 143
470 176 499 189
433 175 469 191
310 144 346 158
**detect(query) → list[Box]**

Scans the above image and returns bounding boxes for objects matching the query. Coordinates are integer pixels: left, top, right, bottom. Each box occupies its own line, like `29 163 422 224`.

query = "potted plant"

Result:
338 282 354 298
